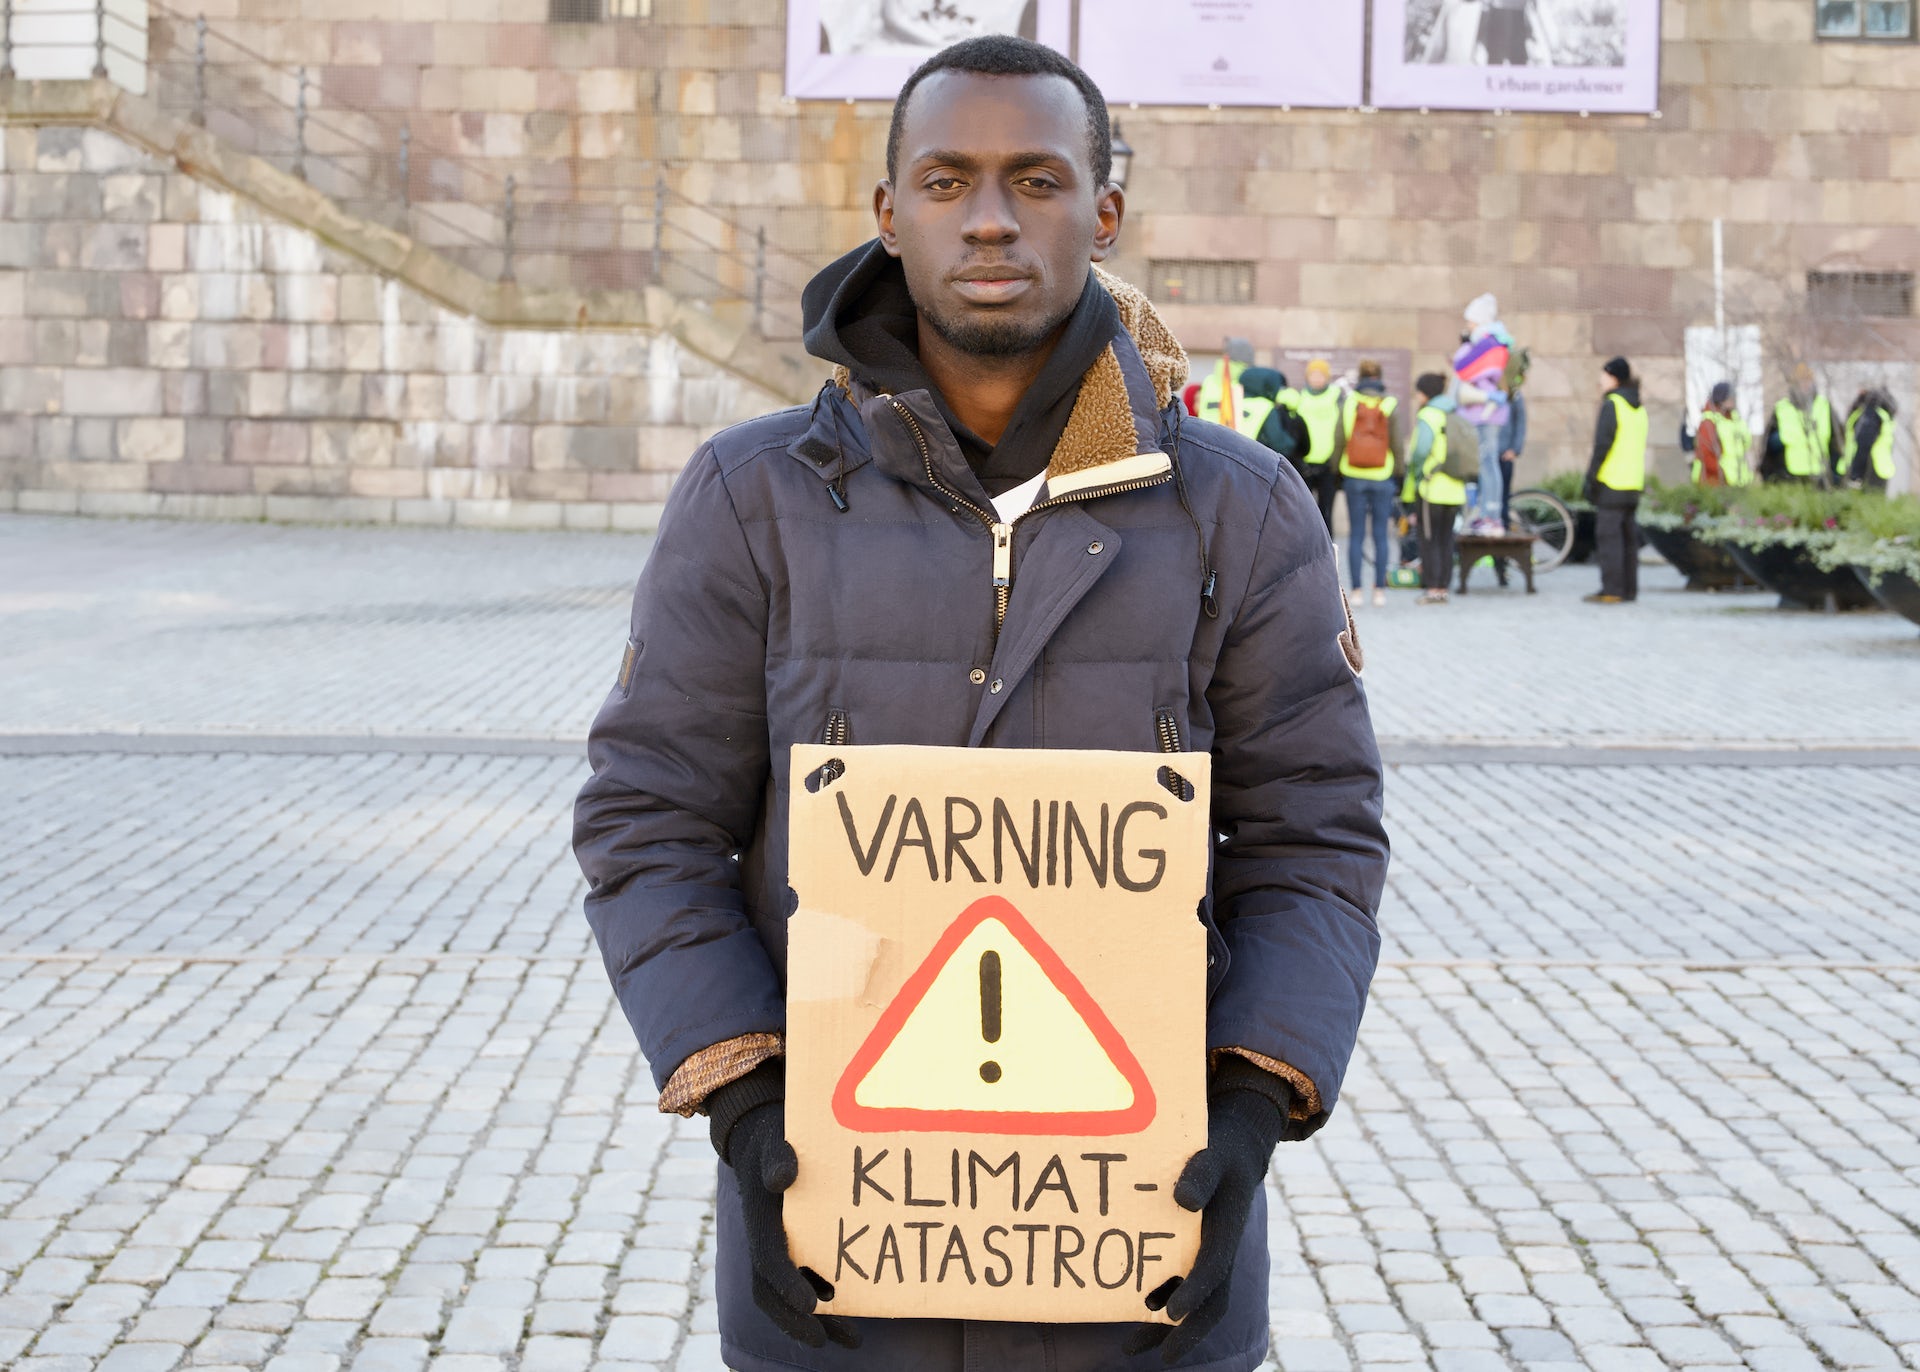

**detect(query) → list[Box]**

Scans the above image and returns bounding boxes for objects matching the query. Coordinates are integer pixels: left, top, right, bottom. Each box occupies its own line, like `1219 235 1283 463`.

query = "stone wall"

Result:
166 0 1920 482
0 121 788 528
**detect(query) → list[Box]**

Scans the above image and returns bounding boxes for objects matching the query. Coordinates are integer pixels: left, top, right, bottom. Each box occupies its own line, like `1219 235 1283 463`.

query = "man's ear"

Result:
875 180 901 257
1090 183 1124 264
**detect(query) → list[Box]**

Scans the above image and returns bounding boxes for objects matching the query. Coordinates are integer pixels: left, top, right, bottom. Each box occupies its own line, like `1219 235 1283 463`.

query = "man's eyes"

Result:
920 176 1060 192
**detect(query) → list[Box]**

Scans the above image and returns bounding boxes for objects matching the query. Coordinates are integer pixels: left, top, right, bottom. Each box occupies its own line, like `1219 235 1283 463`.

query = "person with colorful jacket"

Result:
1408 372 1465 605
1693 382 1753 487
1583 357 1648 604
1452 294 1515 532
574 36 1388 1372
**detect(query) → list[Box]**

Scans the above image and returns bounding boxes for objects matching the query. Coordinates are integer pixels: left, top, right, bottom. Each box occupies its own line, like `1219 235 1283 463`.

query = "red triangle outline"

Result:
831 894 1157 1135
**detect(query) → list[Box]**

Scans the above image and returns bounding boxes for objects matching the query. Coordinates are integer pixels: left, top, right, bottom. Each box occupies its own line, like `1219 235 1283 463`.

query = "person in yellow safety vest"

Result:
1408 372 1463 605
1194 338 1309 464
1296 357 1347 535
1840 388 1898 489
1693 382 1753 487
1763 365 1836 482
1582 356 1648 604
1340 360 1403 608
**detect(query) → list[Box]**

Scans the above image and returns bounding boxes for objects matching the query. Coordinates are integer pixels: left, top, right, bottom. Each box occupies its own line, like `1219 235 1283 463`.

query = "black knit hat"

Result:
1603 356 1633 385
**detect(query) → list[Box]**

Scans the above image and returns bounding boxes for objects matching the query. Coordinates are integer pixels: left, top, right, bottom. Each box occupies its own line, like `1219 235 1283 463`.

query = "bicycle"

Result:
1356 486 1576 578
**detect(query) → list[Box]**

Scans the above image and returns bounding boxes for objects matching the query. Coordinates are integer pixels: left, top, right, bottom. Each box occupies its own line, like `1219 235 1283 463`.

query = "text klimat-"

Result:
829 1147 1179 1292
835 792 1175 892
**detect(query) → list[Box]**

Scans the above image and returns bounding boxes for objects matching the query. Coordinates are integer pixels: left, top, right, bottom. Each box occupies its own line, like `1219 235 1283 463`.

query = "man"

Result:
1840 388 1898 489
573 35 1388 1372
1294 356 1346 533
1339 360 1403 607
1408 372 1465 605
1583 356 1647 604
1692 382 1752 487
1195 337 1309 465
1764 365 1835 483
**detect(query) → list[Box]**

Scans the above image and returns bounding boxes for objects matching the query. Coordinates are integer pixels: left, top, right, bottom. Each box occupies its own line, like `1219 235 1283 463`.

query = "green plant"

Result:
1693 485 1862 553
1641 480 1743 525
1811 493 1920 580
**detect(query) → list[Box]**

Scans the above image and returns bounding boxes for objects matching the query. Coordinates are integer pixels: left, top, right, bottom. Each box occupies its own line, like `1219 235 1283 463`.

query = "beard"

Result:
909 281 1078 360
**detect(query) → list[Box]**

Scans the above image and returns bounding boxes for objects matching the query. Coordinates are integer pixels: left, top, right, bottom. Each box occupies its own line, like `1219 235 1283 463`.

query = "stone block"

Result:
288 373 366 420
147 223 186 273
26 271 120 319
0 224 39 271
117 419 187 464
637 426 701 472
101 174 165 223
62 369 164 418
508 469 589 501
229 421 311 467
159 275 201 322
350 468 430 499
277 275 339 324
338 275 384 323
566 426 639 471
587 471 671 503
251 464 350 496
149 462 254 495
247 372 291 419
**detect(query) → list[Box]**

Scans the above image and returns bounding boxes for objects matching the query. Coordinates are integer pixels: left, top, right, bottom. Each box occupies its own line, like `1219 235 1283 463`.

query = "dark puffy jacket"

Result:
575 274 1388 1372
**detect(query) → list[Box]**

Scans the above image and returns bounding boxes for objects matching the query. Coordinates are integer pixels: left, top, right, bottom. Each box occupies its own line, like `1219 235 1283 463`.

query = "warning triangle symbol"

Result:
832 895 1156 1135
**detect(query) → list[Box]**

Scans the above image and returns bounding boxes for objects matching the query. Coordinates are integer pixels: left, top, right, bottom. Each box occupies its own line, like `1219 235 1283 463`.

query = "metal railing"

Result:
134 0 830 338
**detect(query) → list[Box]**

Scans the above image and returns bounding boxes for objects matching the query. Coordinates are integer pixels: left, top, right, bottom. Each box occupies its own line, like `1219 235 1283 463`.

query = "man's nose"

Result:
960 181 1020 243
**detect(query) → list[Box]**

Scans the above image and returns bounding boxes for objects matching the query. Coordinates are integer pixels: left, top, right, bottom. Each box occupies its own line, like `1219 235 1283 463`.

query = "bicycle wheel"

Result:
1509 488 1574 572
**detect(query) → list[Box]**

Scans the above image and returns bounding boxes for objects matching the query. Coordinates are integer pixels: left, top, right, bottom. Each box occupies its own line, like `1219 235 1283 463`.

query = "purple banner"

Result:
1079 0 1363 109
1370 0 1662 113
787 0 1073 101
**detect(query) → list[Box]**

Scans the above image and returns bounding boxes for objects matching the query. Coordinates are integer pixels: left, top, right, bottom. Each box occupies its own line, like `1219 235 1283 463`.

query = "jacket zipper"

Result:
886 396 1173 639
818 709 849 785
1155 709 1194 800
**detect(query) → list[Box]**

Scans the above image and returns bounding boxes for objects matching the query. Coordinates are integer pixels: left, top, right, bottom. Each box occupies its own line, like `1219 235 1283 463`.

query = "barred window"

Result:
1815 1 1914 38
1147 260 1256 307
1808 271 1915 318
550 0 651 19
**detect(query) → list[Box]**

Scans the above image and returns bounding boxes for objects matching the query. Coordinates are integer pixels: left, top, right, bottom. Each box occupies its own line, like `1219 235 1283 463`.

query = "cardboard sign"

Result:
785 744 1210 1323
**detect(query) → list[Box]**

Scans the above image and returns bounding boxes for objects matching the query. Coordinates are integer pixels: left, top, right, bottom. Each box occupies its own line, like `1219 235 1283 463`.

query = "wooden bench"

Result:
1455 532 1538 594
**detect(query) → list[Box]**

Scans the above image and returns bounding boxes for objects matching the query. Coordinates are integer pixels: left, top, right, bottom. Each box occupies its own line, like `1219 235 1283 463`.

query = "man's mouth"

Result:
951 270 1033 304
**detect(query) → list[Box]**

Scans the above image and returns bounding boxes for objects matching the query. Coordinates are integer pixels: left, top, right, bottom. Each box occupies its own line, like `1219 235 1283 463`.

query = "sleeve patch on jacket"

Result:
1337 594 1364 675
616 638 640 696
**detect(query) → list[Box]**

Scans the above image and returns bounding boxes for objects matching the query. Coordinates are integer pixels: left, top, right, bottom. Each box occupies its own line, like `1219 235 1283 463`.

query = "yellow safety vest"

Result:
1415 404 1466 506
1844 406 1896 483
1295 386 1344 467
1196 362 1280 440
1340 392 1398 482
1694 411 1752 486
1596 392 1648 493
1773 395 1831 479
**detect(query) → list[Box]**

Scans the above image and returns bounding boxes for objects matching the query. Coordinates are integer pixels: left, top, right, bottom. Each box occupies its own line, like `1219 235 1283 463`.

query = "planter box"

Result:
1857 568 1920 627
1726 541 1880 611
1642 523 1752 591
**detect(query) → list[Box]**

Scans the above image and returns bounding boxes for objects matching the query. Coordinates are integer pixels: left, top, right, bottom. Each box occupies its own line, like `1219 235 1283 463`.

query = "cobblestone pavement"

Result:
3 513 1920 1372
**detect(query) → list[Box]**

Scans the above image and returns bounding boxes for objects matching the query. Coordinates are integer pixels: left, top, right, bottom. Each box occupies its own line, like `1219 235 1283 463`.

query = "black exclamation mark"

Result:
978 950 1002 1083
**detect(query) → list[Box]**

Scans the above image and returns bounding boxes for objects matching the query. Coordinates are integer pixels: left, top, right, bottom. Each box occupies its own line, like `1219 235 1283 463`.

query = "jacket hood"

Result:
798 240 1189 486
1611 384 1642 409
1356 378 1386 397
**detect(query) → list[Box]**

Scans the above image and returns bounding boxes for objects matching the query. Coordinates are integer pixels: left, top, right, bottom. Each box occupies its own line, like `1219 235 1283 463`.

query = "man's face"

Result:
877 70 1121 359
1306 363 1331 390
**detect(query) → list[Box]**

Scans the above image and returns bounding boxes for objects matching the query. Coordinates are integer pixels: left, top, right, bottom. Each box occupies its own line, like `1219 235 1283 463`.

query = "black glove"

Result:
1124 1057 1291 1366
707 1061 860 1351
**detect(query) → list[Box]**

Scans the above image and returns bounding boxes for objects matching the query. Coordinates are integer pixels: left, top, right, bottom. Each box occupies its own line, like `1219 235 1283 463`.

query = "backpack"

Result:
1498 344 1531 394
1439 414 1481 484
1347 399 1391 470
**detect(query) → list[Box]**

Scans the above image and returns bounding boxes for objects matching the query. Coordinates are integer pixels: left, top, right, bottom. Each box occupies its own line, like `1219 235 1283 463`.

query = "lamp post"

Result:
1109 120 1134 191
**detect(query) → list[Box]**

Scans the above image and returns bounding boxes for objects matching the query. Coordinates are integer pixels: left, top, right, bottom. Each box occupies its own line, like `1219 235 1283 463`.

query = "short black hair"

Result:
1416 372 1447 400
886 35 1112 189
